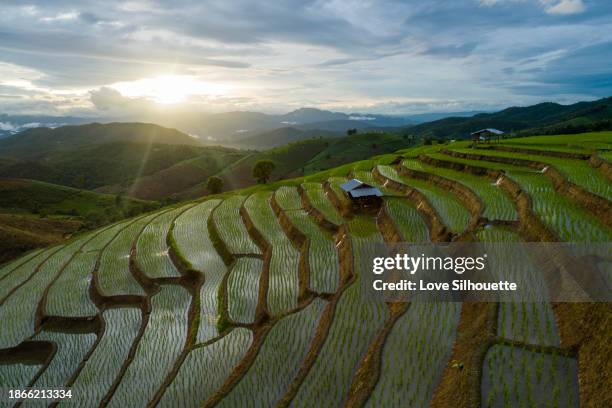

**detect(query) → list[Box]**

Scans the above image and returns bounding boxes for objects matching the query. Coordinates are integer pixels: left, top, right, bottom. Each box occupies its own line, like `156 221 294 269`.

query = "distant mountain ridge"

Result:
3 97 610 146
0 114 93 139
129 108 415 142
0 107 483 147
404 97 612 139
0 108 419 144
0 122 200 159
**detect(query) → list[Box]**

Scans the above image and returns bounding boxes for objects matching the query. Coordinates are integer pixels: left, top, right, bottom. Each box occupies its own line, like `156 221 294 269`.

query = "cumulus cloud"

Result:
90 87 135 110
89 86 157 114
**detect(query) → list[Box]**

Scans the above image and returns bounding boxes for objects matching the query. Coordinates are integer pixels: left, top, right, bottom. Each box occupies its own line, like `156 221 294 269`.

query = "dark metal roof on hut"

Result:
340 179 383 198
348 187 383 198
340 179 363 192
470 128 504 136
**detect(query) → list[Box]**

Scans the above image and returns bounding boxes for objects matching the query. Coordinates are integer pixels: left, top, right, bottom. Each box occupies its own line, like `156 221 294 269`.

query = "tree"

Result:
346 128 358 136
207 176 223 194
74 174 87 189
115 191 125 207
252 160 276 184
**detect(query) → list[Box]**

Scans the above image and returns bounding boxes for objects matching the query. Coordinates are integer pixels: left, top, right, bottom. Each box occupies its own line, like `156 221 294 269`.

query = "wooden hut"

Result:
340 179 383 209
471 128 504 144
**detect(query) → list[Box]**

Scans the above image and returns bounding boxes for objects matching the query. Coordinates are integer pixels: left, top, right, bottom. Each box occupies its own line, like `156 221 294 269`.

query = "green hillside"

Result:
302 132 411 173
0 213 83 264
405 96 612 139
0 122 200 159
95 146 247 200
0 178 158 262
0 132 610 407
0 178 154 217
178 138 330 198
0 140 246 191
234 126 341 149
0 122 249 195
180 132 413 199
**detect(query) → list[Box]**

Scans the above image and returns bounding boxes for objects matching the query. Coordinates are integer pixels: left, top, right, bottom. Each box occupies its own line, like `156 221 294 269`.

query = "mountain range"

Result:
0 108 482 143
3 96 608 150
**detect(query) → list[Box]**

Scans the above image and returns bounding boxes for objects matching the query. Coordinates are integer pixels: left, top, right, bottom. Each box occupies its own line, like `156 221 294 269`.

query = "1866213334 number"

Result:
6 388 72 400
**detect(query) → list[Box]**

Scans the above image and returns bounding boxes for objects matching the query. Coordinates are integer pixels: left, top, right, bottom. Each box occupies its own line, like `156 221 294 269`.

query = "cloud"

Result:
89 86 156 113
512 41 612 96
0 0 609 116
479 0 525 5
89 87 132 110
479 0 586 15
39 11 79 22
422 42 478 58
543 0 585 15
0 121 17 131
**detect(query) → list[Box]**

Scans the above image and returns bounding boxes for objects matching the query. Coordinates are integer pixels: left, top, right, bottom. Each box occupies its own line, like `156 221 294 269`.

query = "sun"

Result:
111 75 229 105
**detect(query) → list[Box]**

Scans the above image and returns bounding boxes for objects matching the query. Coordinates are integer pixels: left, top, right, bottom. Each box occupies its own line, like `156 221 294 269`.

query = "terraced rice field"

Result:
0 132 609 407
172 200 226 342
27 331 97 402
244 192 299 315
44 251 99 318
383 197 429 242
63 308 142 407
136 207 187 279
0 249 42 281
429 152 612 241
386 162 471 233
367 302 461 407
463 147 612 200
404 157 517 221
275 186 303 210
301 182 345 226
478 227 560 346
107 285 191 407
0 364 41 397
507 170 611 242
289 217 390 408
1 234 94 349
283 209 340 293
226 258 263 324
217 298 327 407
496 132 611 150
425 152 522 172
482 345 578 408
0 245 59 302
96 215 155 297
212 195 261 255
274 186 340 293
158 328 253 407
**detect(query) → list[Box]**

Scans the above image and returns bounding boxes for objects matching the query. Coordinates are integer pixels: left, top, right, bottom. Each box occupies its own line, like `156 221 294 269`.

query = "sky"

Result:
0 0 611 116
